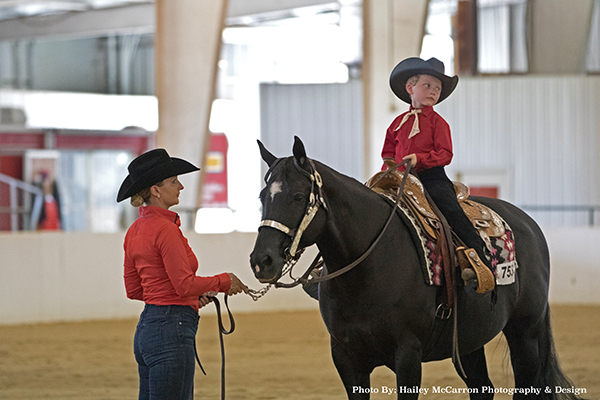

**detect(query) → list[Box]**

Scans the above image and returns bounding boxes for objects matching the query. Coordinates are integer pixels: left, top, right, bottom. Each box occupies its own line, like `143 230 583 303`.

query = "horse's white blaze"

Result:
269 181 283 200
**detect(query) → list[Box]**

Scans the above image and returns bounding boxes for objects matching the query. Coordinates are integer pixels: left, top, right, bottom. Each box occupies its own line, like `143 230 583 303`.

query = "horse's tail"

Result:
537 307 587 400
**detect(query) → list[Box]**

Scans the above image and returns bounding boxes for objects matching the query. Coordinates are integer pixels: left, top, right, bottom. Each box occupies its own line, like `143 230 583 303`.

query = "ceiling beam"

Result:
0 0 340 41
0 4 154 41
228 0 337 18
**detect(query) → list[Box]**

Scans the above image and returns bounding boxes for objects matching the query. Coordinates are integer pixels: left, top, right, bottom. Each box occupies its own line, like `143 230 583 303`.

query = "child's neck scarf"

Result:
395 108 422 138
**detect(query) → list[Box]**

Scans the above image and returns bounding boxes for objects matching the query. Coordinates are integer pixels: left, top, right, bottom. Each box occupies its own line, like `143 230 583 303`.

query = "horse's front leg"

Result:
331 338 373 399
394 344 423 400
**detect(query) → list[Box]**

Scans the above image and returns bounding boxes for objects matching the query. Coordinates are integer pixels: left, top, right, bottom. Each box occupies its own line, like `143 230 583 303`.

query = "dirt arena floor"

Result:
0 304 598 399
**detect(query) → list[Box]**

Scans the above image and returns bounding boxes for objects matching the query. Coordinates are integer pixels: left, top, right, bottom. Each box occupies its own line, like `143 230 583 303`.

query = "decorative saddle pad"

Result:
380 192 518 287
366 170 506 241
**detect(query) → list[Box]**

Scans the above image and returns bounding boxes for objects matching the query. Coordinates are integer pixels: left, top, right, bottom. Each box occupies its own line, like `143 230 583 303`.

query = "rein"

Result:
257 158 413 290
194 295 235 400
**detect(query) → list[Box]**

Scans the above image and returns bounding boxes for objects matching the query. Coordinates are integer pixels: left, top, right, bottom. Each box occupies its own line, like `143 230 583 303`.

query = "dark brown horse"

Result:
250 137 583 400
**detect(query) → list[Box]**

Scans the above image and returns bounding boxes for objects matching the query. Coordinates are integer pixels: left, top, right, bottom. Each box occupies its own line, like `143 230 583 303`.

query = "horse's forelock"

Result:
265 157 294 184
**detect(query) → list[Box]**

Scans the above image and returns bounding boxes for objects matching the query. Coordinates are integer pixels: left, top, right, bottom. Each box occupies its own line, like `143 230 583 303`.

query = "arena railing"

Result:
0 173 44 232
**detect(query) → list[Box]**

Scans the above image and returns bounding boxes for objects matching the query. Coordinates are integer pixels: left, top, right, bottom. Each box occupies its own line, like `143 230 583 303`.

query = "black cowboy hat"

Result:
116 148 200 202
389 57 458 104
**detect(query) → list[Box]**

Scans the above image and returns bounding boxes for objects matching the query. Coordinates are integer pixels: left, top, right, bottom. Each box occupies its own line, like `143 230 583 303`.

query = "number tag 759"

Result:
496 261 517 285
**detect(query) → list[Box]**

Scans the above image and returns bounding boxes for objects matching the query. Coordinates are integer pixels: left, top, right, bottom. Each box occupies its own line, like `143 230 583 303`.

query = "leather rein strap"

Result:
262 158 413 289
297 160 413 286
194 295 235 400
421 188 466 380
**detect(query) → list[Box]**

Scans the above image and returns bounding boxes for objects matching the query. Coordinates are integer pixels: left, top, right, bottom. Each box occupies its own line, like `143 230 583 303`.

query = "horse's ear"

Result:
257 140 277 167
292 136 308 168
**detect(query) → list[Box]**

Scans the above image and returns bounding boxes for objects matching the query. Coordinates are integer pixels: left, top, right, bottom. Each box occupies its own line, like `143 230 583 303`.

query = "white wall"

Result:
546 228 600 303
1 228 598 325
0 231 318 325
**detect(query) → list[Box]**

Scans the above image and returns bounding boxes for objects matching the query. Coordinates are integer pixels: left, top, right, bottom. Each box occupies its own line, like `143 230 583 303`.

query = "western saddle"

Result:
366 169 500 297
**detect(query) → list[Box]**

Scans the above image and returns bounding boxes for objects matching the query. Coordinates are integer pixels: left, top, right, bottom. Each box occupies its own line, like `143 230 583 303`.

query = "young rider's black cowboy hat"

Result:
117 148 200 202
389 57 459 104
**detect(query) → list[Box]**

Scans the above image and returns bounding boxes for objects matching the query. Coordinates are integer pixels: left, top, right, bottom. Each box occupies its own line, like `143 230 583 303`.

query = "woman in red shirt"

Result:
117 148 248 400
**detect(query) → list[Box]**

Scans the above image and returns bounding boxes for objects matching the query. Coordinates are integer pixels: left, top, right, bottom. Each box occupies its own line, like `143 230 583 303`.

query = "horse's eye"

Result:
293 193 305 202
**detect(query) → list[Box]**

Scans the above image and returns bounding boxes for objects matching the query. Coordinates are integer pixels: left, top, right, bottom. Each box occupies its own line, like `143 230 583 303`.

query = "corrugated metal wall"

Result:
437 76 600 226
260 79 364 181
260 76 600 227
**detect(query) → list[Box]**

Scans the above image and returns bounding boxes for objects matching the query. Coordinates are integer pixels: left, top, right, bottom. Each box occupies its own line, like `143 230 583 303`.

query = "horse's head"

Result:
250 137 327 284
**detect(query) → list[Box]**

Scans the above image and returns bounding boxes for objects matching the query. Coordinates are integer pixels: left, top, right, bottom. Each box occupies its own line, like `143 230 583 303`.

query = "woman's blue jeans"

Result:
134 304 199 400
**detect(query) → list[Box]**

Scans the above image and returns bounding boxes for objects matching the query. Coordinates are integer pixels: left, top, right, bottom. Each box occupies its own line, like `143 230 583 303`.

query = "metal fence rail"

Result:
520 205 600 227
0 173 44 231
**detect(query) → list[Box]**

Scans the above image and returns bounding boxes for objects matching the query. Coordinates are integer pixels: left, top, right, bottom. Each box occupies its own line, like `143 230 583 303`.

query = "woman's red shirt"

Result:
123 206 231 311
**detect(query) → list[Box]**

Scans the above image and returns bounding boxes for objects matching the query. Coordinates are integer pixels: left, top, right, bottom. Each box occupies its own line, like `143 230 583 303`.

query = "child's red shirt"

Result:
381 105 453 172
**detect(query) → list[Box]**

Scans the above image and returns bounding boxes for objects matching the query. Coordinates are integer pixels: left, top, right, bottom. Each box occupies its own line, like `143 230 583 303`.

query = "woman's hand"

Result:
228 273 249 296
198 295 212 309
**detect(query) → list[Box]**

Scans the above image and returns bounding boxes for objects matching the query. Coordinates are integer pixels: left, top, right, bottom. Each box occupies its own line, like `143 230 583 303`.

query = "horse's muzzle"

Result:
250 248 285 284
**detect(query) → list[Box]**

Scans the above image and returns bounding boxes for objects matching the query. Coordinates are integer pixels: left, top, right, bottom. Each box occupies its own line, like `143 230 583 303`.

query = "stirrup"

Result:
457 247 495 294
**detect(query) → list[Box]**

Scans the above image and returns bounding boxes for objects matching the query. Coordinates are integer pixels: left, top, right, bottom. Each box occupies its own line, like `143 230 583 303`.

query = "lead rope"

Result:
194 295 235 400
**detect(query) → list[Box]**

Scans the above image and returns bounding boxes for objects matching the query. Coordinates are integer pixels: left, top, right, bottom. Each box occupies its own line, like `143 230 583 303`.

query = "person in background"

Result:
117 148 248 400
34 170 62 230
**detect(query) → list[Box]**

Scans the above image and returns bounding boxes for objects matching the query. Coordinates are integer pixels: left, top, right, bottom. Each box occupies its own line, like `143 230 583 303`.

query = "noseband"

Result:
259 157 327 260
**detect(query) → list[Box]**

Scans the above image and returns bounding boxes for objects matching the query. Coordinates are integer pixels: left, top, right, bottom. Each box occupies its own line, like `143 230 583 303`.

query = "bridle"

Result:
253 157 412 292
259 157 327 261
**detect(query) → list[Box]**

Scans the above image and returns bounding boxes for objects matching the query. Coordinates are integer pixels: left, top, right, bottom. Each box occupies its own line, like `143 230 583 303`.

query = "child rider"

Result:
381 57 494 293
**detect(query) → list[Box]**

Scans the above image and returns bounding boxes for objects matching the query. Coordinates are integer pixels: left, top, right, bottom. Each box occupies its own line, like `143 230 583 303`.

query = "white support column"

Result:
362 0 429 176
155 0 228 210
